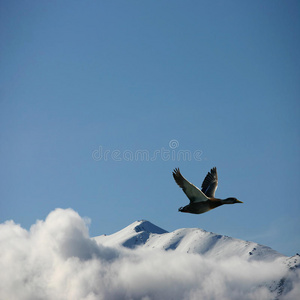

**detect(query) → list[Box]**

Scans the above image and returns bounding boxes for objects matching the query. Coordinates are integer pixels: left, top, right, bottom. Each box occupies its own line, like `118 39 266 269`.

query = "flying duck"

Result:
173 167 243 214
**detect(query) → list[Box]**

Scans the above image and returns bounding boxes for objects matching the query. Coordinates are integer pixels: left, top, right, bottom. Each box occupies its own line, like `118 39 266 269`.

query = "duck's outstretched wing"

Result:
201 167 218 197
173 168 208 203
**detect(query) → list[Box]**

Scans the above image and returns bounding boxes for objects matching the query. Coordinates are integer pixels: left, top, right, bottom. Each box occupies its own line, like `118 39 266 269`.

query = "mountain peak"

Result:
131 220 168 234
94 220 168 249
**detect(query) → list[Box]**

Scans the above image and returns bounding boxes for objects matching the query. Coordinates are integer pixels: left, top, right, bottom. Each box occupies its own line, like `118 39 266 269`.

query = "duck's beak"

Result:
236 200 243 203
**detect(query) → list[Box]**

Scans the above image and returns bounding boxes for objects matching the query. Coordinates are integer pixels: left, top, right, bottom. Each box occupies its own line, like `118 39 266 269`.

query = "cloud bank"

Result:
0 208 299 300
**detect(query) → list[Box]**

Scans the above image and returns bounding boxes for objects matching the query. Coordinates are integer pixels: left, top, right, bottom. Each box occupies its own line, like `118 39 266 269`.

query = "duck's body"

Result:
178 198 223 214
172 167 242 214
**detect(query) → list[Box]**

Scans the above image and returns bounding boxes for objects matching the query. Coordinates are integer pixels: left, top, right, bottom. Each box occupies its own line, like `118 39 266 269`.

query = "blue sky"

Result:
1 0 299 256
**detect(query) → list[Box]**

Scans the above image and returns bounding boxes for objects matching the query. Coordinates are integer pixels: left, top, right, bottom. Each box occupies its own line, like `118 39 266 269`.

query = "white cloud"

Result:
0 208 299 300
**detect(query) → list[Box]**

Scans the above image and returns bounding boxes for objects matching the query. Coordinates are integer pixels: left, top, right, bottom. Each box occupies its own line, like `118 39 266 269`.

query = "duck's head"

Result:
223 197 243 204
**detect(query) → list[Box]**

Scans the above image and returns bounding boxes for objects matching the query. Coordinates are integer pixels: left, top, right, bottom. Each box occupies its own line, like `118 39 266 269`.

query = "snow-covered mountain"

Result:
94 220 300 299
94 220 296 261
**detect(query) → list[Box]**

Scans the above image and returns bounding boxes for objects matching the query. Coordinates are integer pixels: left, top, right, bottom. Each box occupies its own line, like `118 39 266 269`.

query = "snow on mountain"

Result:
94 220 286 262
94 220 168 249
